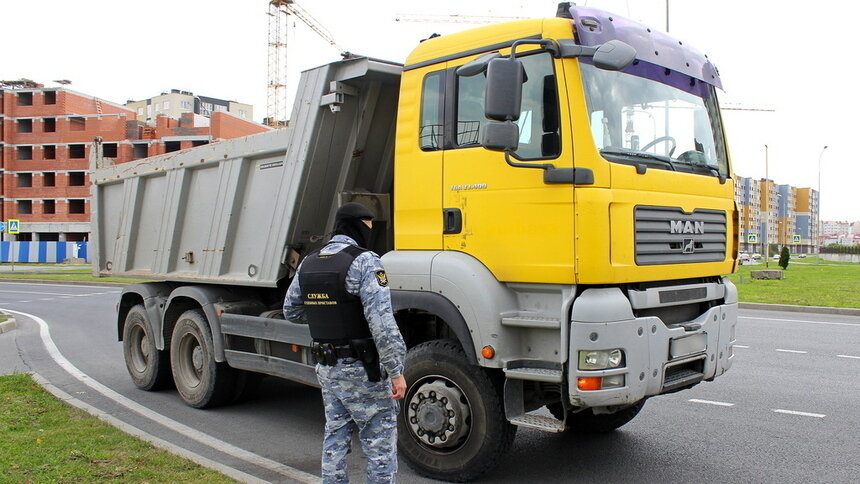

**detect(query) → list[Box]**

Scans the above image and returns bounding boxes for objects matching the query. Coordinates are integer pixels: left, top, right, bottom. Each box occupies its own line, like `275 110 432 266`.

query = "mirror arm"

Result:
510 39 559 59
503 152 593 185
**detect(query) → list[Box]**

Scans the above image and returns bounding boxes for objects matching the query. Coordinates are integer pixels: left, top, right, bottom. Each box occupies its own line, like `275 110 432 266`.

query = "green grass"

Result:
0 373 237 483
729 262 860 308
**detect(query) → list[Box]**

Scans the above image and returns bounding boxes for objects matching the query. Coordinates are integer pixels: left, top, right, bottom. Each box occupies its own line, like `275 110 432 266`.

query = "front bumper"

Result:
567 279 737 408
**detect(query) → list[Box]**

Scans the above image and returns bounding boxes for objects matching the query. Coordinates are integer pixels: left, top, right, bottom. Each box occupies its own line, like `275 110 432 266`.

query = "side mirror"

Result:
482 121 519 152
484 57 524 121
557 39 636 71
593 40 637 71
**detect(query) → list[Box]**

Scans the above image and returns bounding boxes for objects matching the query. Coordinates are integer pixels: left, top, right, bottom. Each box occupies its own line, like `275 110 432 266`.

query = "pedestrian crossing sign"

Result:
747 234 758 243
7 219 19 234
793 234 801 244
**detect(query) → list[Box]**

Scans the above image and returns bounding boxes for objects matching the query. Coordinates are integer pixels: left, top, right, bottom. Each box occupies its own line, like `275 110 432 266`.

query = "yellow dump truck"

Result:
95 3 738 480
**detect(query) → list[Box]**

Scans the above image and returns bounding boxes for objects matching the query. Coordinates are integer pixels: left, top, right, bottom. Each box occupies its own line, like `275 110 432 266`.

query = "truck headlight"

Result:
578 349 625 370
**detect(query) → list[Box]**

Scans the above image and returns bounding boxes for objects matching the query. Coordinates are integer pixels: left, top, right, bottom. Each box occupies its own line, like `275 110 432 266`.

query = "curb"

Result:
0 316 17 333
738 302 860 317
0 278 129 287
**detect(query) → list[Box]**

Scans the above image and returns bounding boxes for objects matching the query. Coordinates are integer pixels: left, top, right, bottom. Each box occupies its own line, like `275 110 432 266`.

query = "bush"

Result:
779 246 790 269
820 244 860 254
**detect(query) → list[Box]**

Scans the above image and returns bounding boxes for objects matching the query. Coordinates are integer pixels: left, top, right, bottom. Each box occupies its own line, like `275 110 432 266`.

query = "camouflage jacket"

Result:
284 235 406 379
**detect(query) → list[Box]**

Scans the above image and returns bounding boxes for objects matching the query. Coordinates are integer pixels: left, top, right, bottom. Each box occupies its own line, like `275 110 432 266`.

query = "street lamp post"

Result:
765 145 769 268
817 145 828 263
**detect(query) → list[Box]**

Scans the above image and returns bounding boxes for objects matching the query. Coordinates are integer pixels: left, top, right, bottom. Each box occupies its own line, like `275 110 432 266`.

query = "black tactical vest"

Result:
298 244 373 344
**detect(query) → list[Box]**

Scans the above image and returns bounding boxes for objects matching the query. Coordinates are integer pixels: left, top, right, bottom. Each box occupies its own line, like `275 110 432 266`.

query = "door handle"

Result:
443 208 462 234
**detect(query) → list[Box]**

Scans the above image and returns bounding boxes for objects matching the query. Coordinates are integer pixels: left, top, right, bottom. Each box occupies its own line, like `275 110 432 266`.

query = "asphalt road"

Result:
1 281 858 483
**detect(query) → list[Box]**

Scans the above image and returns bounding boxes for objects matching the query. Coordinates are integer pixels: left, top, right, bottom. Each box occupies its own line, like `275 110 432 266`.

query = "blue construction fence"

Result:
0 241 90 263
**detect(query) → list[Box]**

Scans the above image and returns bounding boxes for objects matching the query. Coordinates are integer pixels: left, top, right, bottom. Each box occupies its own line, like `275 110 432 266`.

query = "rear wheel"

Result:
398 340 516 482
548 400 645 433
170 309 235 408
122 305 172 390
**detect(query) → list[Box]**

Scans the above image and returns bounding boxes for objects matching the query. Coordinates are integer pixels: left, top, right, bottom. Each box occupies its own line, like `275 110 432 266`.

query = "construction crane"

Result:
267 0 346 128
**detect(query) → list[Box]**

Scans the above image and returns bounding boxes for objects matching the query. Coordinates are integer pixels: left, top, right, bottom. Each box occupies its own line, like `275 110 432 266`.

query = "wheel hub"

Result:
407 379 470 448
191 345 204 373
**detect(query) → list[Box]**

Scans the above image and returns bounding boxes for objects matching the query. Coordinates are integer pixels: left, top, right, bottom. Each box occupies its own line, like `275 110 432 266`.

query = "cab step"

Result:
503 367 563 383
509 413 566 433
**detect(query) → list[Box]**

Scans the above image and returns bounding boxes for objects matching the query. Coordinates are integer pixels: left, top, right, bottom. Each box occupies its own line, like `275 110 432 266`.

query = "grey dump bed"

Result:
92 58 401 286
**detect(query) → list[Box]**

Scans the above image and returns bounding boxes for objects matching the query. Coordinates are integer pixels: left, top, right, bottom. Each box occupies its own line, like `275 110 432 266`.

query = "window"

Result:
43 117 56 132
137 107 144 116
419 71 444 151
69 116 86 131
43 200 56 214
133 143 148 159
165 141 181 153
181 101 193 110
147 105 153 117
43 172 56 187
68 172 86 186
68 199 86 214
17 146 33 160
18 92 33 106
44 91 57 105
17 173 33 187
455 52 560 159
43 145 56 160
38 232 60 241
103 143 118 157
155 102 162 112
69 144 85 158
17 119 33 133
163 101 170 110
238 109 247 119
192 140 209 147
17 200 33 215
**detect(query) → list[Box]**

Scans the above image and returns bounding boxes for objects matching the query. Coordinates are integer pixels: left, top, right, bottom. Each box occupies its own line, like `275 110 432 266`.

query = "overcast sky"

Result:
4 0 856 221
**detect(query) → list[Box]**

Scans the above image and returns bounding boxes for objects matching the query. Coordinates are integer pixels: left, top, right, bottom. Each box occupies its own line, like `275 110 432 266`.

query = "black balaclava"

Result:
334 202 374 248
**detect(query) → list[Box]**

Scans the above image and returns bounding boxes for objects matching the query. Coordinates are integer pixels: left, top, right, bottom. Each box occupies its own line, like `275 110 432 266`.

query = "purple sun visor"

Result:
568 6 722 89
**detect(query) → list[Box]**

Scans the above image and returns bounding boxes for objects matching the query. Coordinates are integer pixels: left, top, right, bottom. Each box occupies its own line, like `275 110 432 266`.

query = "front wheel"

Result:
170 309 235 408
398 340 516 482
122 305 172 390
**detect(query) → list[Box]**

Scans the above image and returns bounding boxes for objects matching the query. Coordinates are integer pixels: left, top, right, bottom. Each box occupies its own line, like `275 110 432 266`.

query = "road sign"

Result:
0 222 5 232
7 220 19 234
747 234 758 243
793 234 801 244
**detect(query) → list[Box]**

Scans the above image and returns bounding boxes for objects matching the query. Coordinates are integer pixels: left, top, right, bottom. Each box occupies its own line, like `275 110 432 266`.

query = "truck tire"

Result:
398 340 516 482
548 400 645 433
123 304 172 390
170 309 235 408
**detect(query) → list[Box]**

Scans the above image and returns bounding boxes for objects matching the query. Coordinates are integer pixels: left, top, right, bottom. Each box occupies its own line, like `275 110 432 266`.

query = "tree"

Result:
778 246 790 270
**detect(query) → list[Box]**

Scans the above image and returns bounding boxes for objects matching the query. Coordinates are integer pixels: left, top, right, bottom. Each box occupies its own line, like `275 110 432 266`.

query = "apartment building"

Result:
126 90 253 123
1 82 269 242
735 175 819 254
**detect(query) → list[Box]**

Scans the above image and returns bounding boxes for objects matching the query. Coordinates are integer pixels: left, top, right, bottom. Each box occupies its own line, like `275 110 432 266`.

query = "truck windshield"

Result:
580 61 728 178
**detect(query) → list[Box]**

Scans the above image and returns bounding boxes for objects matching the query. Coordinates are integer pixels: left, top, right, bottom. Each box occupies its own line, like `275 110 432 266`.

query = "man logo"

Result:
683 239 695 254
670 220 705 234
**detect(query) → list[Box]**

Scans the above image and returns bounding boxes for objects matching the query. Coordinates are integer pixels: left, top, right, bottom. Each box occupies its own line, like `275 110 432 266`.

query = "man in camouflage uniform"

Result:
284 202 407 484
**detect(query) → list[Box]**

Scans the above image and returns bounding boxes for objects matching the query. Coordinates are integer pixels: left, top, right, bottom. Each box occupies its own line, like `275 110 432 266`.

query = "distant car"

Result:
798 254 807 258
740 253 750 260
772 254 780 259
751 253 762 260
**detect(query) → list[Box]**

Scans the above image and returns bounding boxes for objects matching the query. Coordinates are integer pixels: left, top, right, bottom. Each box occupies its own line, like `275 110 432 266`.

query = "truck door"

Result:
442 51 575 284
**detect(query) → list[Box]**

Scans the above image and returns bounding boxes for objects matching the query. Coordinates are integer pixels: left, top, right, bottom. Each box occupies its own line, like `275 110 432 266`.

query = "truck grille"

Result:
635 206 727 265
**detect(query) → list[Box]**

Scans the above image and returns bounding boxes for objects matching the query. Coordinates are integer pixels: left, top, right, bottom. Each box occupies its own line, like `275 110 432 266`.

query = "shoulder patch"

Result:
375 270 389 287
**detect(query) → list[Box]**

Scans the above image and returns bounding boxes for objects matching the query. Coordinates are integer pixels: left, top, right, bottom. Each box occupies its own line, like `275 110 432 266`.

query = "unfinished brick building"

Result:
0 81 270 242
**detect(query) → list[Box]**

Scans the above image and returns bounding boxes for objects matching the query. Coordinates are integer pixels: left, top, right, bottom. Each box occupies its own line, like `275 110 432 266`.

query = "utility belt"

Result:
312 338 381 382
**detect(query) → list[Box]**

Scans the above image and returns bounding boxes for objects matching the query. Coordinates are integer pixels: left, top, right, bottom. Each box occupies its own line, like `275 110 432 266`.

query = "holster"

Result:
350 338 382 382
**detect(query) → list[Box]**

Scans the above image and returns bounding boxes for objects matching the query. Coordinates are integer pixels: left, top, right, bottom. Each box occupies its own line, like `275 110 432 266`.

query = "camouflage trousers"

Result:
316 358 399 484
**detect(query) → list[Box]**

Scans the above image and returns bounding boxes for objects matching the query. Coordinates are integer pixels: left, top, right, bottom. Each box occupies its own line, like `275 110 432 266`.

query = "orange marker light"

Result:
481 346 495 359
577 377 602 391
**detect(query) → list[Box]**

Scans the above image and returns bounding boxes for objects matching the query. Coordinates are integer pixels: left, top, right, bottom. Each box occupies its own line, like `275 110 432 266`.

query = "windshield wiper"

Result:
600 148 677 171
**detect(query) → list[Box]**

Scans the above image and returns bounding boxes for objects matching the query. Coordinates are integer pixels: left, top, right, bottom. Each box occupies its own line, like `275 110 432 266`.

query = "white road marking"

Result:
741 316 859 328
0 281 120 290
733 345 750 349
3 307 321 484
689 399 735 407
775 349 808 354
837 355 860 360
773 409 826 418
30 373 268 484
0 290 78 296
